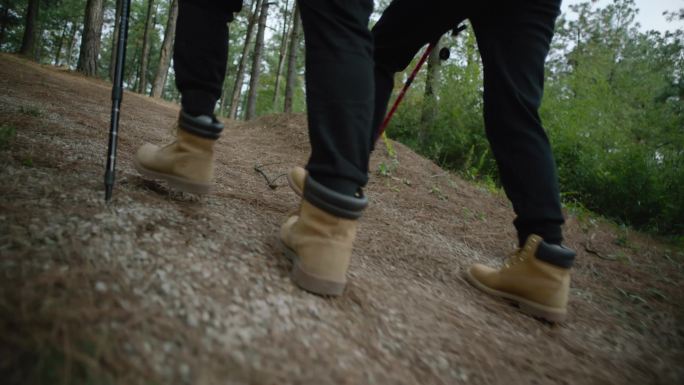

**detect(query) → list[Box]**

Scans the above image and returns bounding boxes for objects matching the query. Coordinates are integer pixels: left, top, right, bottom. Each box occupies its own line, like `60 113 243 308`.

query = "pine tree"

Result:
245 0 269 120
19 0 39 58
283 2 300 114
77 0 105 76
229 0 261 119
151 0 178 98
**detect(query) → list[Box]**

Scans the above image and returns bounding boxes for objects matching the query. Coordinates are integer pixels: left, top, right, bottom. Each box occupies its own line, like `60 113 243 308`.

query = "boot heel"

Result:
282 243 346 296
518 301 566 323
291 261 346 296
134 158 211 195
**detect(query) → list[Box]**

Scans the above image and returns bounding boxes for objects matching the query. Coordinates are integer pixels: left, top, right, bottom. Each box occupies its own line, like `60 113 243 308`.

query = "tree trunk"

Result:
419 38 441 146
109 0 122 80
229 0 261 119
151 0 178 98
65 22 80 68
464 29 479 85
77 0 106 76
19 0 39 58
138 0 156 93
283 3 300 114
272 0 291 107
131 47 140 89
54 21 69 66
244 0 269 120
218 52 233 116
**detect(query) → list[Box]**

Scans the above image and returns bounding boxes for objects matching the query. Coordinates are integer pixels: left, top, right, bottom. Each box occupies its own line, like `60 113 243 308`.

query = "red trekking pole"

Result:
373 43 435 143
374 24 466 143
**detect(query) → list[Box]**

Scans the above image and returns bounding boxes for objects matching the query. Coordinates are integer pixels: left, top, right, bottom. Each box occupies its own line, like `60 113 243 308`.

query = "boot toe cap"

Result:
287 166 306 197
135 143 160 166
467 263 498 288
280 215 299 247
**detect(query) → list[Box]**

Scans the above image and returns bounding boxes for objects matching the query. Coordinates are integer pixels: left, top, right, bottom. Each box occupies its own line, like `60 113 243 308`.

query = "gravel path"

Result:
1 54 682 385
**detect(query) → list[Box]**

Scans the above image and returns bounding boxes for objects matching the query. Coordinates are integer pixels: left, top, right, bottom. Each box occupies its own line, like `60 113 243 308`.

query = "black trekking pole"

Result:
104 0 132 202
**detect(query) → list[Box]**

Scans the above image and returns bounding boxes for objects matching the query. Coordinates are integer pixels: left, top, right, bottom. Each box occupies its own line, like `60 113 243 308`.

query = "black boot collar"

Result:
178 110 224 140
303 175 368 219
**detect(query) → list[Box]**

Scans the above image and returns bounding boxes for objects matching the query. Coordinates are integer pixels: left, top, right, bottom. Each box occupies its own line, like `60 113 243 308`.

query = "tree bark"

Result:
420 38 441 146
19 0 39 58
77 0 106 76
109 0 122 80
151 0 178 98
65 22 80 68
283 3 300 114
229 0 261 119
272 0 290 107
138 0 156 93
54 21 69 66
245 0 269 120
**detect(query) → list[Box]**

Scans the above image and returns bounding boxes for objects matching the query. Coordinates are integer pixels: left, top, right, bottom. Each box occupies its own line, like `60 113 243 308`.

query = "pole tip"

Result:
105 184 113 202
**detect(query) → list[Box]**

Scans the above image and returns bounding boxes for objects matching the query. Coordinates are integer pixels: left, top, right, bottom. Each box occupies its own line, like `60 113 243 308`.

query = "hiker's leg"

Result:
371 0 469 142
134 0 242 194
174 0 242 118
465 1 576 323
298 0 375 195
279 0 373 296
472 0 565 247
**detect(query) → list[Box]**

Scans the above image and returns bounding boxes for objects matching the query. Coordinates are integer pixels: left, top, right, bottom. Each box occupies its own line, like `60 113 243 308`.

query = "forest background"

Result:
1 0 682 241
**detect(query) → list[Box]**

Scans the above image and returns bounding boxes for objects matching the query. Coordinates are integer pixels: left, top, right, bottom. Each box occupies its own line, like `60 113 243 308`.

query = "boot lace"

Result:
502 249 527 269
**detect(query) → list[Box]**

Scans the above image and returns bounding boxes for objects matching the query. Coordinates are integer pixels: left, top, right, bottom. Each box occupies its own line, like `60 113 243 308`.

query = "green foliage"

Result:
19 105 42 116
0 124 17 149
377 157 399 177
542 0 684 234
0 0 28 51
387 0 683 236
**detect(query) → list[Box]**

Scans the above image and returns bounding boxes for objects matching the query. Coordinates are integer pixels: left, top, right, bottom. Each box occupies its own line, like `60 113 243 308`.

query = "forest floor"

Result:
0 53 682 385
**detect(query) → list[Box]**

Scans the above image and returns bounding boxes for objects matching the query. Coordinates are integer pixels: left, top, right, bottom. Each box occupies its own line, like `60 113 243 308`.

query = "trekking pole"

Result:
104 0 132 202
373 24 467 143
373 42 435 143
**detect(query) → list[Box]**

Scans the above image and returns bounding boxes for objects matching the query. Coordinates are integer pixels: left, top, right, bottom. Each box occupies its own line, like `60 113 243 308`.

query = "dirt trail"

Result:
1 54 682 385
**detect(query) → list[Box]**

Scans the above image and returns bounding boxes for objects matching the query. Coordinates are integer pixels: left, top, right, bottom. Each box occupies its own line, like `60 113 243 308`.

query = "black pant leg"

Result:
174 0 242 117
298 0 375 195
371 0 467 142
472 0 565 246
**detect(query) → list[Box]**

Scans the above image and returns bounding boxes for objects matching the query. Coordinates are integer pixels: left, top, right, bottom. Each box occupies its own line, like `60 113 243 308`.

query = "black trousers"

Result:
373 0 565 245
298 0 375 196
173 0 565 245
173 0 374 196
173 0 241 117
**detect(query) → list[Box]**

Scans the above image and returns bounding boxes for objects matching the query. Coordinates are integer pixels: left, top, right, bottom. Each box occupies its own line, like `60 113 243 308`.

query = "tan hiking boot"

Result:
280 175 367 296
465 234 576 322
134 112 223 194
287 166 307 197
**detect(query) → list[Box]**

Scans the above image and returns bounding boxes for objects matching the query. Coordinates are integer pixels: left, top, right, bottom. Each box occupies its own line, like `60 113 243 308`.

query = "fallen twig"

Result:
582 242 618 261
254 163 287 190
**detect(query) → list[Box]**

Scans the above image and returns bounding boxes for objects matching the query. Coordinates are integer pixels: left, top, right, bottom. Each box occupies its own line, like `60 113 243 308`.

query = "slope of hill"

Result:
0 54 682 385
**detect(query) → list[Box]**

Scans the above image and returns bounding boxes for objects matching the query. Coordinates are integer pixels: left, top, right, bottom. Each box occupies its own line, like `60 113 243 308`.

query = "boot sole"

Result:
134 159 211 195
281 241 346 296
286 171 303 197
464 269 567 323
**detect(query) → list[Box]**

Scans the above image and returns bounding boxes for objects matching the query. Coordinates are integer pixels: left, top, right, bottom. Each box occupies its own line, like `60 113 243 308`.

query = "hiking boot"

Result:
280 175 367 296
134 111 223 194
465 234 576 322
287 166 307 197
